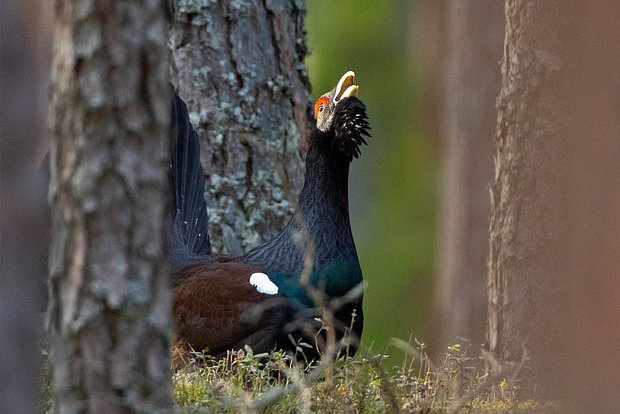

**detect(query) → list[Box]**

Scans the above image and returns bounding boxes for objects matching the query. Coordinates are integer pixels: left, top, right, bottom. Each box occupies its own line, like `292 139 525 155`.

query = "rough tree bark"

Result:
47 1 171 412
169 0 311 255
434 0 503 354
487 0 620 410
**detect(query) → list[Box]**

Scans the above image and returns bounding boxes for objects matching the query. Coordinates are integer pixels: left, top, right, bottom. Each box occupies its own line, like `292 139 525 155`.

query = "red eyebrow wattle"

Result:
314 96 329 119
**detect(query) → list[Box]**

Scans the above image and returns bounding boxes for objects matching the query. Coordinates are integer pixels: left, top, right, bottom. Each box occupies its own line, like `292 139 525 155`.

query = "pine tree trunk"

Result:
488 1 620 409
168 0 311 255
435 0 503 354
47 1 171 412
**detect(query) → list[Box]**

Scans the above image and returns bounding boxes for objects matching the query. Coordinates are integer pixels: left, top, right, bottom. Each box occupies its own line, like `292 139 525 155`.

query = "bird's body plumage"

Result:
169 72 370 364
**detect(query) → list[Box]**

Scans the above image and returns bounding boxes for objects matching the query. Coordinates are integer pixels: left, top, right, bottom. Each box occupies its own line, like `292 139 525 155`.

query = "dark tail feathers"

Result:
169 87 212 271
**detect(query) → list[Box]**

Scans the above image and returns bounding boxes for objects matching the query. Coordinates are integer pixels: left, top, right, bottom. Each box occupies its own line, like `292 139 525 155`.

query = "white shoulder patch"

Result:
249 272 279 295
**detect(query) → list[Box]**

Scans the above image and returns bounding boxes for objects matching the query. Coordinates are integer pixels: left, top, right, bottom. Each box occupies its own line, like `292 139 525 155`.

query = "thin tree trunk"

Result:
169 0 311 255
488 1 620 410
47 1 171 412
435 0 503 354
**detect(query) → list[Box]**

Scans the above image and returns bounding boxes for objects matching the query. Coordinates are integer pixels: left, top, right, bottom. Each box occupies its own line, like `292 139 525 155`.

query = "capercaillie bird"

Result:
169 71 371 365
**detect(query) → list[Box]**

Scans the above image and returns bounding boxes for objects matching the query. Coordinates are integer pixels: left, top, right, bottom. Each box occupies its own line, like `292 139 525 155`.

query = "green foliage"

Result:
172 341 551 413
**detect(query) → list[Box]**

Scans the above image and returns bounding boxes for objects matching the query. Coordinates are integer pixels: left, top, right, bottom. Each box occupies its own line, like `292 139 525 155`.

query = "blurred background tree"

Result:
433 0 502 359
487 1 620 410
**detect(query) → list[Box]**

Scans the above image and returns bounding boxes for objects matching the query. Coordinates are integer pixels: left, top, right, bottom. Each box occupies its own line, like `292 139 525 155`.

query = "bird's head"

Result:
314 71 371 158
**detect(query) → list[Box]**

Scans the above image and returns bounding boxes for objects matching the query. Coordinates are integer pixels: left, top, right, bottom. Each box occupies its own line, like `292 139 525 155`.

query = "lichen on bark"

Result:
169 0 312 255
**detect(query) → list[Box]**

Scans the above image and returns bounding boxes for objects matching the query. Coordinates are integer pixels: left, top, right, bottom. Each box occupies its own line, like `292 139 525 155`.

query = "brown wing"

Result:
172 261 295 364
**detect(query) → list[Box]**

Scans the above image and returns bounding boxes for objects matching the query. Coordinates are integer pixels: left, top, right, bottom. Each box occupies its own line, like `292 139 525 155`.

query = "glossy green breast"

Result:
271 256 363 307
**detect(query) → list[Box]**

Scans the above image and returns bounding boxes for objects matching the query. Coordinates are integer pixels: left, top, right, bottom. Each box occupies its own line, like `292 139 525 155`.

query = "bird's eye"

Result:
314 96 329 119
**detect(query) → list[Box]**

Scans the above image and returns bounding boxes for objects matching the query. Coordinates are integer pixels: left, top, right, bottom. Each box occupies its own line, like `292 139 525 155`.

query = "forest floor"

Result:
39 339 557 413
171 339 557 413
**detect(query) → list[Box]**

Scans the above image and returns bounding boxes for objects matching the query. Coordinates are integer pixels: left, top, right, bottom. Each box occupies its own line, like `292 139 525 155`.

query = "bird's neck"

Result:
299 130 351 232
284 128 357 266
244 128 358 272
